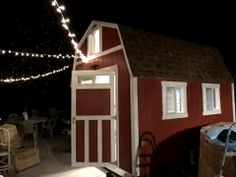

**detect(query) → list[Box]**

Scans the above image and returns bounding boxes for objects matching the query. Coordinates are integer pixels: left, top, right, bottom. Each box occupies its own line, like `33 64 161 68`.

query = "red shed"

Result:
71 21 235 176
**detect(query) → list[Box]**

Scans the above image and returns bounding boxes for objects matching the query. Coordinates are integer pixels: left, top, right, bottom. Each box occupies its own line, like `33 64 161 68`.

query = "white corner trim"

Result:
72 55 77 71
130 77 139 176
232 83 236 122
71 74 77 166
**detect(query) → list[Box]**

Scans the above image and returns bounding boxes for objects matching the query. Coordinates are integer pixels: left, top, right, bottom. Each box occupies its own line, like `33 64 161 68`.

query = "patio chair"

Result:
0 124 40 172
0 127 11 176
41 108 58 139
20 120 38 148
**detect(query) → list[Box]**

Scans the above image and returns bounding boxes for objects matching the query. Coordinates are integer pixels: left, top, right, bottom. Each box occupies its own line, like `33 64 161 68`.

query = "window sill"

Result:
162 113 188 120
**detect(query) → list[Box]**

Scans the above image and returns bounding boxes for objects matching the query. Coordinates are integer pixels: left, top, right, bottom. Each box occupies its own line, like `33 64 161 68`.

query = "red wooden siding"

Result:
138 78 233 175
102 27 121 51
76 120 84 162
76 89 110 115
89 120 97 162
102 120 111 162
220 82 234 120
76 50 132 172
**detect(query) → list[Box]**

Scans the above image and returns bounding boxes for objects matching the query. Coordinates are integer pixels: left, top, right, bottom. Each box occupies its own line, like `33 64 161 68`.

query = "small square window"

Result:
202 83 221 115
88 28 101 55
162 81 188 120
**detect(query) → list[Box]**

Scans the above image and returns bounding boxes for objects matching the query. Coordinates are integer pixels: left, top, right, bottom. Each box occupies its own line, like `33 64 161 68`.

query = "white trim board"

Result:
130 77 139 176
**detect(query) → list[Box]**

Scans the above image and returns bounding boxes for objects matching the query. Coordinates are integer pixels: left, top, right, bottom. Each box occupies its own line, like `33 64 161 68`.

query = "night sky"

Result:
0 0 235 118
1 1 235 74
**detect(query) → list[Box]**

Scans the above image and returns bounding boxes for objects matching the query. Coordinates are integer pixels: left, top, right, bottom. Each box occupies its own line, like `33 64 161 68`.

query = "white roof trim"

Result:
76 20 133 76
116 25 133 76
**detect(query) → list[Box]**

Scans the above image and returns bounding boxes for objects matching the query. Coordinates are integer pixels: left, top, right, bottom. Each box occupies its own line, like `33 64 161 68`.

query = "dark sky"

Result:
0 0 235 76
0 0 235 119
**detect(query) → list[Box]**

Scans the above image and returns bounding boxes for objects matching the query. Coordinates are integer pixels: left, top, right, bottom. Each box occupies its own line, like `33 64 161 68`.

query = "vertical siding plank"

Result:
76 120 84 162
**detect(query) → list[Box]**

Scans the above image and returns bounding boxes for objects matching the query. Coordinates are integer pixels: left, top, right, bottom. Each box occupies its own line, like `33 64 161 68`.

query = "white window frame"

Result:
162 81 188 120
202 83 221 115
87 27 102 56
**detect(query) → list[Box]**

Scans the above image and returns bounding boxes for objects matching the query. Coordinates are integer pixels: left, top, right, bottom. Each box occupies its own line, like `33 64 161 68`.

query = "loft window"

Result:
202 83 221 115
162 81 188 120
88 28 101 55
78 75 110 85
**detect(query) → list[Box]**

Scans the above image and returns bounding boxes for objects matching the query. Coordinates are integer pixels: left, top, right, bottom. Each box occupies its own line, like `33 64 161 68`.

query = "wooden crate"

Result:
12 147 40 172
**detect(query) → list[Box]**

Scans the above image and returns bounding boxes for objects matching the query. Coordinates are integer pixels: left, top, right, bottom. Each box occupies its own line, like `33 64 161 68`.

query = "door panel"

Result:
76 120 84 162
72 67 118 167
102 120 111 162
89 120 97 162
76 89 110 115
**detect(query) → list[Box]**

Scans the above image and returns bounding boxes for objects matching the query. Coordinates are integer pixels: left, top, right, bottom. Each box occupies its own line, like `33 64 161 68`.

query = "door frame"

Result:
71 65 119 167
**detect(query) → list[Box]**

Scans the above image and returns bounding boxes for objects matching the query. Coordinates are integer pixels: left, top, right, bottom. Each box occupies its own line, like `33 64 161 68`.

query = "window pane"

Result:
175 88 182 113
206 88 213 111
88 29 100 55
212 89 216 109
166 87 175 113
162 81 188 119
78 76 93 84
95 75 110 84
88 35 93 54
94 29 100 53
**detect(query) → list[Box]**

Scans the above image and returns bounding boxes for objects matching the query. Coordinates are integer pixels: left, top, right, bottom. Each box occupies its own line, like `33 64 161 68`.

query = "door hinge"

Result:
72 117 76 124
111 115 117 120
111 160 118 165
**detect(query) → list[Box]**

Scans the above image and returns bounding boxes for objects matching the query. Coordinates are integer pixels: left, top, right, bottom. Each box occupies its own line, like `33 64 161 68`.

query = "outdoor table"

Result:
30 116 48 137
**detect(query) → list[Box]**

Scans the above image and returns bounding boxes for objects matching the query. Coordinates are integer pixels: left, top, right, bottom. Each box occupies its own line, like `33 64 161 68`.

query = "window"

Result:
162 81 188 120
88 28 101 55
202 83 221 115
78 75 110 85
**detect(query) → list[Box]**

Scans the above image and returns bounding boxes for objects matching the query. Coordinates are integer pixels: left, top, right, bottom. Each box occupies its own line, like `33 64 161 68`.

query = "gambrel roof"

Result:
118 25 233 82
78 21 233 82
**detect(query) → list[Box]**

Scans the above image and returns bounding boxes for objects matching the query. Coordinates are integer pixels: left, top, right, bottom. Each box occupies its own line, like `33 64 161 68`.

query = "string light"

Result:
0 1 87 83
0 65 71 83
51 0 87 62
0 49 76 59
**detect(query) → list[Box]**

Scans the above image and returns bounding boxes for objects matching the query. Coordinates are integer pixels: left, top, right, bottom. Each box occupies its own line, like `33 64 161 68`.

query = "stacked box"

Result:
12 147 40 172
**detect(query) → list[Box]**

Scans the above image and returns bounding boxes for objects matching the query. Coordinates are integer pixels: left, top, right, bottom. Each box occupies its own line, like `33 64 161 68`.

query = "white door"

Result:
71 66 118 167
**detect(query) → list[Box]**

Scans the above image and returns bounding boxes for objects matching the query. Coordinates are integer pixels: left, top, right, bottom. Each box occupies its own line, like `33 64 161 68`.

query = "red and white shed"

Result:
71 21 235 176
